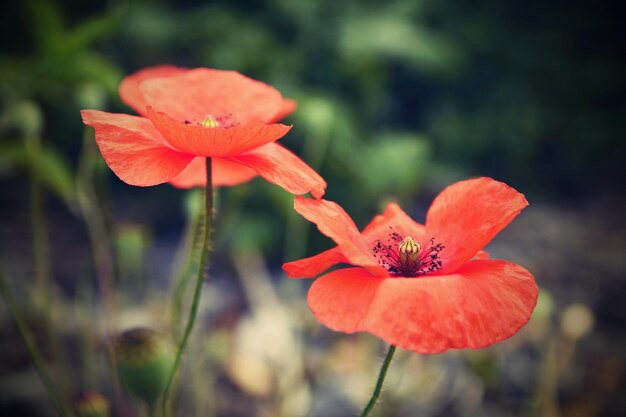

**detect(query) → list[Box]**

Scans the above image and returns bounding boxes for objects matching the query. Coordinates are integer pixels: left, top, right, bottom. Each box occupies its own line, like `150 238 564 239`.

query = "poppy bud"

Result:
73 392 110 417
114 328 174 405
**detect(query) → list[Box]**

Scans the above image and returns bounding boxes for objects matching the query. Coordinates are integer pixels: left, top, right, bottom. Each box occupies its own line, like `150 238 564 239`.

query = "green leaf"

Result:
25 0 65 54
0 141 28 176
62 5 125 53
340 14 463 75
35 145 75 208
355 134 431 197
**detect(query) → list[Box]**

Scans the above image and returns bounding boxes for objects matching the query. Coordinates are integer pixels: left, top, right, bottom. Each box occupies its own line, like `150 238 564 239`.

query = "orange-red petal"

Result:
362 202 426 242
147 107 291 157
81 110 193 186
284 203 425 279
425 178 528 274
168 156 258 188
140 68 285 123
227 143 327 198
307 260 538 353
282 248 349 279
119 65 189 116
270 98 297 122
291 197 386 275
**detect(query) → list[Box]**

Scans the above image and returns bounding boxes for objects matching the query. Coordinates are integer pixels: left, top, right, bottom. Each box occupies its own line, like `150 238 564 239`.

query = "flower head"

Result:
283 177 538 353
81 66 325 197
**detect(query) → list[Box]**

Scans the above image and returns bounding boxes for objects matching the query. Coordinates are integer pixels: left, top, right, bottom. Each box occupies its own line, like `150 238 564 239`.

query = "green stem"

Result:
147 402 158 417
0 269 73 417
77 129 118 328
77 128 130 417
170 191 204 340
26 135 52 307
161 158 213 417
360 345 396 417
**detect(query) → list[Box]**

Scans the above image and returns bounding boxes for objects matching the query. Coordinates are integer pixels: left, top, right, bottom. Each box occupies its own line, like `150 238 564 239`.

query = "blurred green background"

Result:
0 0 624 416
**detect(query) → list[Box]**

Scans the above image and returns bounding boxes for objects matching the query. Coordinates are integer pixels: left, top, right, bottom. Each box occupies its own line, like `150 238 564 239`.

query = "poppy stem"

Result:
360 344 397 417
147 401 158 417
170 190 204 341
78 128 131 417
0 267 73 417
161 157 213 417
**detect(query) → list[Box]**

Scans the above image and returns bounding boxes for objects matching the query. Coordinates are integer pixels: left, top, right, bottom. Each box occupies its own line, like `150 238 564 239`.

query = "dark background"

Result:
1 1 624 416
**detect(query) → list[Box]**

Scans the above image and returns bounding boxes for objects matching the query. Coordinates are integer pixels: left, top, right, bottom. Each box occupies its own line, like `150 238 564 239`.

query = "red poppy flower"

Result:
81 66 325 197
283 177 538 353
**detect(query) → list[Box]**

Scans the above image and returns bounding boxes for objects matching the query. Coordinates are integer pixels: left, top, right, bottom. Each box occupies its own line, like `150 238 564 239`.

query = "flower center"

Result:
184 114 239 128
373 228 444 277
199 115 220 128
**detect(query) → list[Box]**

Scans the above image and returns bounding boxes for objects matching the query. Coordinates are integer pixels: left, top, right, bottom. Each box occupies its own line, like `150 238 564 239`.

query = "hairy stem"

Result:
161 158 213 417
360 345 397 417
170 191 204 340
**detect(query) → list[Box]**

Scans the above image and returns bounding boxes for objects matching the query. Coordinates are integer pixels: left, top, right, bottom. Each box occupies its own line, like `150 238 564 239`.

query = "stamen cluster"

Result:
373 228 444 277
184 113 240 128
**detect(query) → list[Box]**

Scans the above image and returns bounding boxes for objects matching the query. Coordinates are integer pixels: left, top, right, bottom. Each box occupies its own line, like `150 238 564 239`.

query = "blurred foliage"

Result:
1 0 623 203
1 0 623 265
0 0 624 416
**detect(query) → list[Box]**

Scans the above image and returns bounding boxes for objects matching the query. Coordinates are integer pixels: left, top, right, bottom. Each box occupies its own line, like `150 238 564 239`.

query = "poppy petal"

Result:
282 248 348 278
81 110 193 186
168 157 258 189
307 268 380 333
425 178 528 274
284 203 426 278
147 107 291 157
291 197 386 275
227 143 327 198
362 203 426 242
270 98 297 122
308 260 538 353
119 65 189 116
140 68 285 123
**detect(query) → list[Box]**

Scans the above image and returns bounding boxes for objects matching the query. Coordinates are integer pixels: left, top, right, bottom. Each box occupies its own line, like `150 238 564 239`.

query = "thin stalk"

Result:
170 191 204 340
25 135 70 399
25 135 52 308
161 158 213 417
0 269 73 417
77 277 98 389
168 192 204 408
77 128 130 417
360 345 397 417
147 402 158 417
76 129 118 331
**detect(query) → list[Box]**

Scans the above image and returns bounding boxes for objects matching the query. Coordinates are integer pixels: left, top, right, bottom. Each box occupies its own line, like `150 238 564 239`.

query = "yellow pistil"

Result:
199 115 219 128
398 236 421 266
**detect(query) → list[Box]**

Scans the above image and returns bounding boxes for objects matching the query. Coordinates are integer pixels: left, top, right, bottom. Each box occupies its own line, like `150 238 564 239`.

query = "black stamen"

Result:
372 227 444 277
